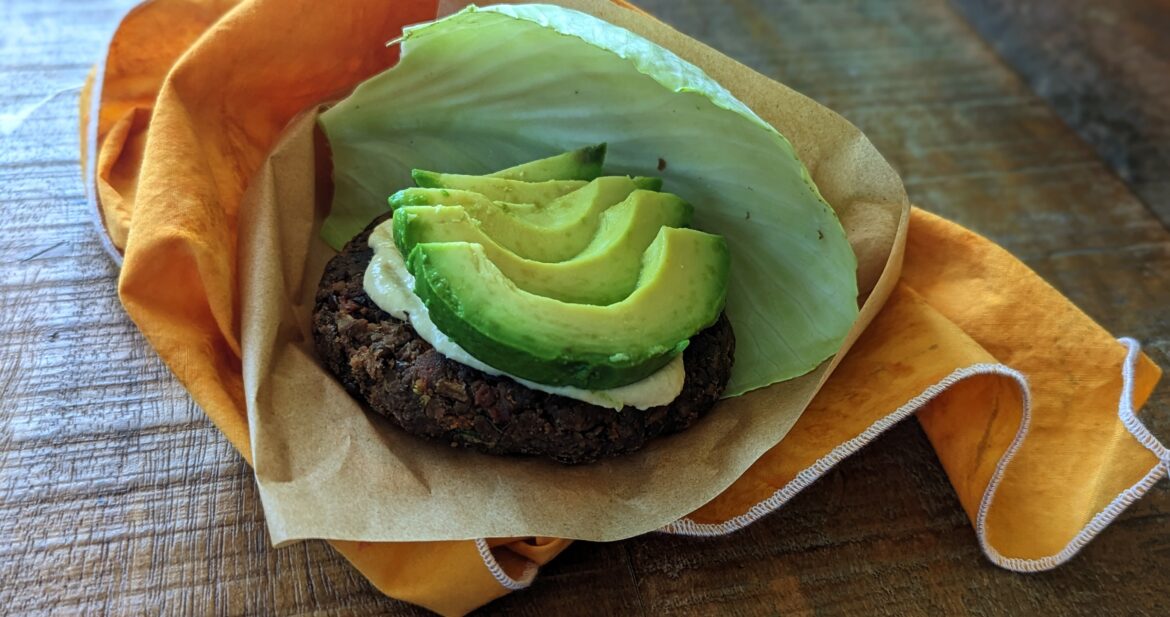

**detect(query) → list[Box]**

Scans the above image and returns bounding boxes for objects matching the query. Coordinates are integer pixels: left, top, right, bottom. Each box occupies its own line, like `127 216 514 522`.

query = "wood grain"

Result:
951 0 1170 226
0 0 1167 615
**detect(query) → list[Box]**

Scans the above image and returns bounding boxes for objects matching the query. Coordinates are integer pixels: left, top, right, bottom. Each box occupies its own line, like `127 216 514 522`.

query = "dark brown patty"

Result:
312 214 735 464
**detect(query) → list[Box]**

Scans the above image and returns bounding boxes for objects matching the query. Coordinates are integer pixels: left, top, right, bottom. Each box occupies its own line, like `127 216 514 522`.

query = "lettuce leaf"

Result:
318 4 859 396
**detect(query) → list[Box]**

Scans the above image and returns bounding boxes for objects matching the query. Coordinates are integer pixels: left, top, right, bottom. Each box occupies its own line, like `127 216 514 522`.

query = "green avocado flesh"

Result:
488 143 606 181
386 146 730 389
412 170 586 205
407 227 729 389
393 190 693 305
511 177 663 228
394 176 659 263
411 170 662 211
390 187 541 216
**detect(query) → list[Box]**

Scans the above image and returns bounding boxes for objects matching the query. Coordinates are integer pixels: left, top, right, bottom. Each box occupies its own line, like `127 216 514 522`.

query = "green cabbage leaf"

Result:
318 4 859 396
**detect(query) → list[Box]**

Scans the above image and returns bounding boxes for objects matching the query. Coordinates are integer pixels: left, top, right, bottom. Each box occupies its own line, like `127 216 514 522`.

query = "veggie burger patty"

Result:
313 213 736 464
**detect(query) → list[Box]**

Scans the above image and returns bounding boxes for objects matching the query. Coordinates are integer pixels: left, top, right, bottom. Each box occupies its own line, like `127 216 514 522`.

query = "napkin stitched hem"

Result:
659 337 1167 574
980 338 1168 572
658 361 1027 535
82 13 125 268
475 538 538 591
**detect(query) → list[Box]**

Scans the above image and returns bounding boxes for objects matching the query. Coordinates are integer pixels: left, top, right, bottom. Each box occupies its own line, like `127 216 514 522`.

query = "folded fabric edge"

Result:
474 539 539 591
82 37 125 268
658 361 1026 535
977 338 1169 572
657 338 1168 574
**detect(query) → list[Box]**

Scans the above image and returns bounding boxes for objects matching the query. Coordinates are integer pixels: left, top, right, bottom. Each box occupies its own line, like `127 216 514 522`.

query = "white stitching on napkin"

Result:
1117 338 1170 465
657 362 1029 536
475 538 538 591
978 337 1170 572
84 14 125 268
658 338 1168 575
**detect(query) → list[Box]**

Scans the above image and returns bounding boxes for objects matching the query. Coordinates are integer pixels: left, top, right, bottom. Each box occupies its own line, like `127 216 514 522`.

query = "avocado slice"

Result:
393 191 693 305
407 227 729 389
411 169 662 208
488 143 607 181
390 187 540 216
513 179 664 229
392 176 662 222
394 177 652 263
412 170 587 205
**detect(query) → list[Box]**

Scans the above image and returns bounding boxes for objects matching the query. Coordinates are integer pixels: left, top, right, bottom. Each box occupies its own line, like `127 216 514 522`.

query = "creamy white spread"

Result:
363 222 685 410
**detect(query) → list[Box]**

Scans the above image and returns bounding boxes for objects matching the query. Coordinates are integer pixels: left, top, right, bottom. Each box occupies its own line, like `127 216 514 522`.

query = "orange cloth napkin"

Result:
81 1 1166 615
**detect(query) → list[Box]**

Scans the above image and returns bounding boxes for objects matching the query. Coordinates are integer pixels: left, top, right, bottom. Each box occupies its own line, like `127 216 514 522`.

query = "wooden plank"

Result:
951 0 1170 227
0 0 1165 615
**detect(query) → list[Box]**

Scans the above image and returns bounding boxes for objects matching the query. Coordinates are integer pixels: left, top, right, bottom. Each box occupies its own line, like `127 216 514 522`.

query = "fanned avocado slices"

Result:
393 176 654 263
393 190 692 305
407 227 729 389
384 145 729 389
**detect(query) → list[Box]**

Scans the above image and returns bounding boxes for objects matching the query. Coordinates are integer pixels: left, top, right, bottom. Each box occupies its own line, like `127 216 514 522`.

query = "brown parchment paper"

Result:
239 0 911 545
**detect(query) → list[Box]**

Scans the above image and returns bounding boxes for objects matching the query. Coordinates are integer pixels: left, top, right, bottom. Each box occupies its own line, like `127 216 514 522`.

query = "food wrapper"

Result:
239 0 909 544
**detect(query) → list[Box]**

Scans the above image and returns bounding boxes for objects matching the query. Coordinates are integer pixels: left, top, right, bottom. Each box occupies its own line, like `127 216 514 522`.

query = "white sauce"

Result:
363 222 684 410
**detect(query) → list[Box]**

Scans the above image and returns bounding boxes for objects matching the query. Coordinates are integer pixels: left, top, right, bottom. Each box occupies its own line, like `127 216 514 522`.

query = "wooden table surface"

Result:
3 0 1168 615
